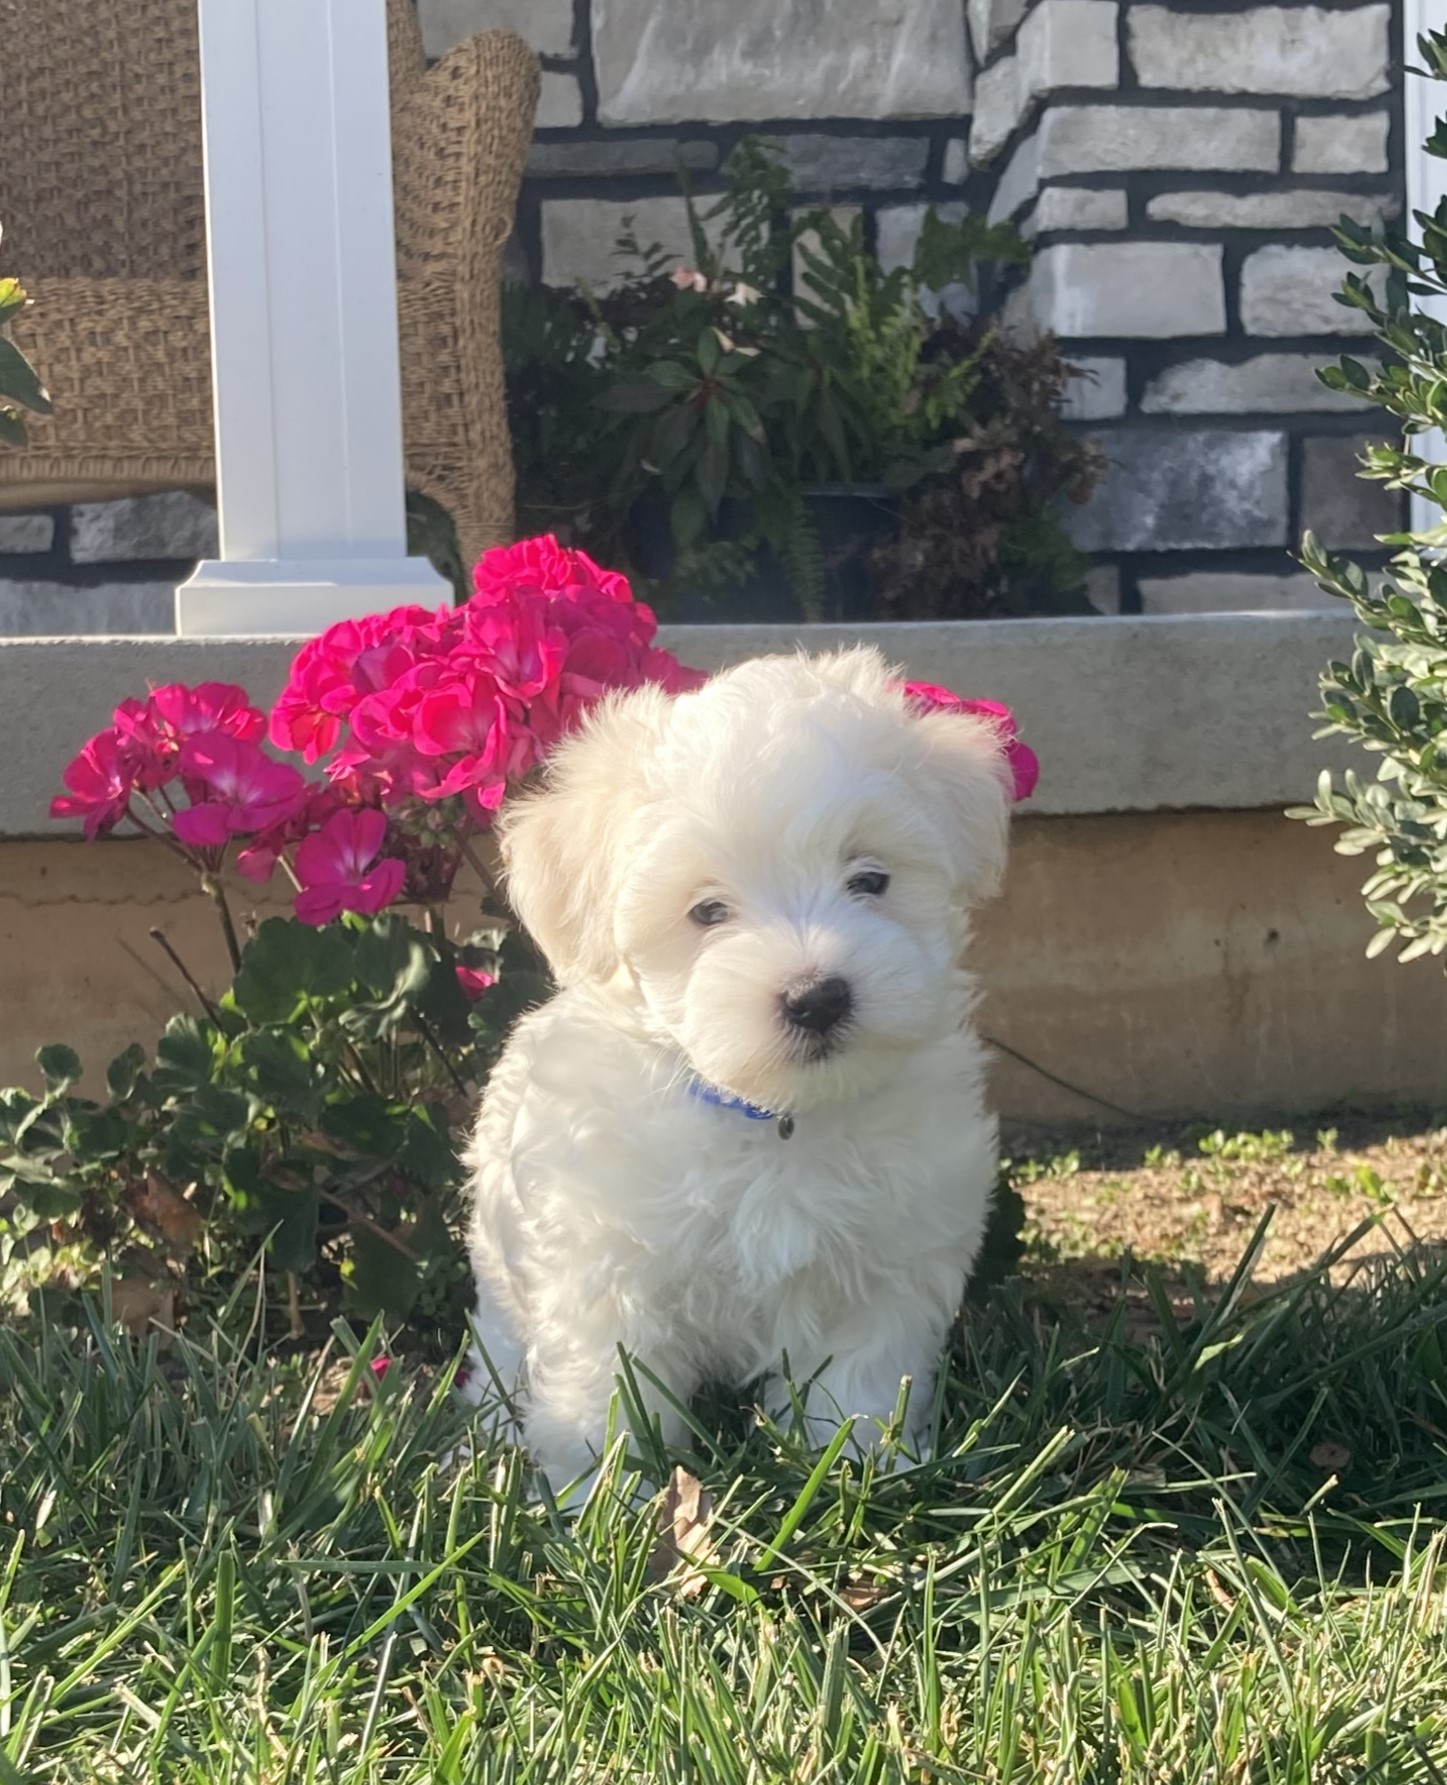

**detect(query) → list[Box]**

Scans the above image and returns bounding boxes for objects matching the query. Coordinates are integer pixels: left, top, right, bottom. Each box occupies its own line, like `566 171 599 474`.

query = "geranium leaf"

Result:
232 919 355 1024
345 1220 421 1321
106 1043 148 1101
153 1016 219 1098
36 1044 81 1093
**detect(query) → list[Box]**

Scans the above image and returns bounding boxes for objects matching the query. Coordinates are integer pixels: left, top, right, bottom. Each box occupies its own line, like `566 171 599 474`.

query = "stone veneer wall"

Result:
0 0 1407 627
974 0 1405 614
0 493 216 636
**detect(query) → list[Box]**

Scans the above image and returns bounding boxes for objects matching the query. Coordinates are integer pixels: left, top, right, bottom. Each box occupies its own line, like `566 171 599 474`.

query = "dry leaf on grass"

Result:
648 1467 720 1599
838 1578 890 1612
109 1276 176 1339
126 1174 204 1256
1310 1441 1352 1472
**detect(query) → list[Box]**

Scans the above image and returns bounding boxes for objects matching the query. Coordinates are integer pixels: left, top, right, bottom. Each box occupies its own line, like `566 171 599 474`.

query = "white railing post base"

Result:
176 559 451 639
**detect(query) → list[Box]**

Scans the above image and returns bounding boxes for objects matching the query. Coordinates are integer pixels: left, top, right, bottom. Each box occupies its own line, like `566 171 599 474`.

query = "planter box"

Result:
4 614 1442 1123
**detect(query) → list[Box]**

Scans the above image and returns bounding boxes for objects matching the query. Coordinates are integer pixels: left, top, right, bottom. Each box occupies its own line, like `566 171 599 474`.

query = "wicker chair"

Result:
0 0 538 566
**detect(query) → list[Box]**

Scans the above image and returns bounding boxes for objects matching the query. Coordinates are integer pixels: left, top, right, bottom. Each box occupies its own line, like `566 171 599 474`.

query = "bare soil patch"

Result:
1005 1108 1447 1324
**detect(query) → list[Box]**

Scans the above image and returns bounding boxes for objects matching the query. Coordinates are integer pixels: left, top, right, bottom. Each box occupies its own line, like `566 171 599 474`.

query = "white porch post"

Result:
177 0 448 638
1406 0 1447 539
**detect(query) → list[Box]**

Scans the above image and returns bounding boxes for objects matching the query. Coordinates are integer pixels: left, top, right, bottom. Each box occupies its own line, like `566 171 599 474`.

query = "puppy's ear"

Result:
910 708 1014 904
500 686 669 984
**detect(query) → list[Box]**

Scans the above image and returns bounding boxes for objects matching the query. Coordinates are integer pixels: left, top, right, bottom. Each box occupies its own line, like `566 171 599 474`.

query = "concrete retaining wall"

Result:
2 613 1442 1121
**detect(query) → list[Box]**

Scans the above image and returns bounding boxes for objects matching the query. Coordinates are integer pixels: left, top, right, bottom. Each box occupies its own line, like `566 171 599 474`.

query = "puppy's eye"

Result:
689 898 730 928
847 868 890 898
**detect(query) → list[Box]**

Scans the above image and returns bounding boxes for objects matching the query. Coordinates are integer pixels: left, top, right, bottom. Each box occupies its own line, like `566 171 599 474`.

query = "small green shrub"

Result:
1291 25 1447 968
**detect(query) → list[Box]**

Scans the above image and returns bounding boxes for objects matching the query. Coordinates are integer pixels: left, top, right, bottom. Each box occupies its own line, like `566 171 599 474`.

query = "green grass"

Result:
5 1220 1447 1782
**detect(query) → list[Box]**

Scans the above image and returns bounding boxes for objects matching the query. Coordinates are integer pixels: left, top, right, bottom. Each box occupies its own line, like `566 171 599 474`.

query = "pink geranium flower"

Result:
270 608 447 762
901 681 1040 803
49 728 140 838
235 783 346 885
56 538 704 938
111 683 268 792
410 672 510 816
459 593 567 701
455 963 497 1003
150 682 266 747
293 808 405 926
172 734 309 848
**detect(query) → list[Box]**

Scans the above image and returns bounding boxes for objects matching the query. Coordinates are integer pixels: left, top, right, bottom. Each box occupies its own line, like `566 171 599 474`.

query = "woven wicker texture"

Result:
0 0 539 568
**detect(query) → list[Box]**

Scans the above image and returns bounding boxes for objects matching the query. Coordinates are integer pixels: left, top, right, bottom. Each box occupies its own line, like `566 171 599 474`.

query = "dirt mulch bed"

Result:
1004 1109 1447 1325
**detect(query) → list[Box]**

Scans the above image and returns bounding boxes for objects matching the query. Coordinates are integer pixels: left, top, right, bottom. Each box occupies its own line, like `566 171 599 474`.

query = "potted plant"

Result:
503 140 1101 625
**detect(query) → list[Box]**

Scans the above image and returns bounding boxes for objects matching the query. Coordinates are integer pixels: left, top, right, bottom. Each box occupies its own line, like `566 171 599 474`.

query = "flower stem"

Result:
148 927 222 1025
317 1189 419 1260
458 836 500 908
204 876 243 974
413 1010 471 1098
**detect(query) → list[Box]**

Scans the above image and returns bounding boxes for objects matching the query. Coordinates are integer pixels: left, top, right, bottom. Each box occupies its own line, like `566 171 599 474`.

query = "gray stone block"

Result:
1037 105 1281 176
874 204 977 317
0 515 55 554
1138 572 1334 615
1062 357 1128 420
942 137 968 186
541 196 726 289
592 0 972 125
1128 5 1389 100
1240 246 1370 337
769 134 930 192
1030 242 1225 338
969 0 1027 59
71 493 218 564
1145 189 1394 230
1300 433 1400 550
1294 111 1390 176
0 580 176 638
537 72 583 129
1142 354 1374 415
988 134 1040 223
970 1 1120 165
1065 429 1288 552
419 0 574 57
527 139 718 179
1035 185 1128 231
971 59 1020 166
1086 564 1121 614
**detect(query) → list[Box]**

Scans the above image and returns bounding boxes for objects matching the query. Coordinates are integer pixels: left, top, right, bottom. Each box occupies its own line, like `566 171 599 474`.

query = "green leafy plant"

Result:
0 920 547 1331
1290 25 1447 967
0 226 50 446
504 139 1099 622
2 538 701 1335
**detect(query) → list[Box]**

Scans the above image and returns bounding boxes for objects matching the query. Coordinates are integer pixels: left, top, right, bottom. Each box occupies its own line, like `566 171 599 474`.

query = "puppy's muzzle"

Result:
779 974 853 1036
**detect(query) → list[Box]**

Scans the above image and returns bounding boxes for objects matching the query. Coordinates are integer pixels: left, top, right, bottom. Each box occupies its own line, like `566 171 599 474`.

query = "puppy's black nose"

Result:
781 975 853 1034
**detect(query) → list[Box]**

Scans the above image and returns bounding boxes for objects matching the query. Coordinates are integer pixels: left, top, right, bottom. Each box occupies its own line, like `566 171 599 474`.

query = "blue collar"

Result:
687 1078 776 1120
687 1078 795 1138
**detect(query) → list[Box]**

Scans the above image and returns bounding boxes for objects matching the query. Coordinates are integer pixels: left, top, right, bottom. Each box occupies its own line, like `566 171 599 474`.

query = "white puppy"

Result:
462 647 1014 1488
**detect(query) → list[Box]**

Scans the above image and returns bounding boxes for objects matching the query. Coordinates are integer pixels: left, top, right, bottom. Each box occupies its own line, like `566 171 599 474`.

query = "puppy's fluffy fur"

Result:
463 648 1013 1486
